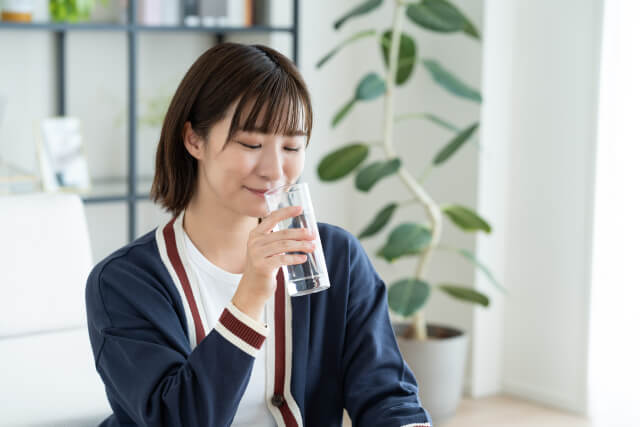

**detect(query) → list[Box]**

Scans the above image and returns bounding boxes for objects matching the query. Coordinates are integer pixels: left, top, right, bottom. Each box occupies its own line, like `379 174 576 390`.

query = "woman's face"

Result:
184 102 307 218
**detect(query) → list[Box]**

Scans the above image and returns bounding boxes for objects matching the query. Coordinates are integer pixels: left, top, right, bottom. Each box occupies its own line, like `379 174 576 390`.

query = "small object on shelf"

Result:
183 0 200 27
1 0 34 22
252 0 270 26
162 0 180 26
200 0 226 28
227 0 245 27
36 117 91 194
245 0 253 26
49 0 108 23
137 0 179 26
137 0 163 26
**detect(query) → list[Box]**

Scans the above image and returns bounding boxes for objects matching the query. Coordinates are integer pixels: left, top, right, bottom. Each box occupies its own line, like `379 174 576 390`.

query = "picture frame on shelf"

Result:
36 116 91 194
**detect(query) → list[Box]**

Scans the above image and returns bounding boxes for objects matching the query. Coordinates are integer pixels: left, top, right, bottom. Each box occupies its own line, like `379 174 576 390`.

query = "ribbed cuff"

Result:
212 302 269 357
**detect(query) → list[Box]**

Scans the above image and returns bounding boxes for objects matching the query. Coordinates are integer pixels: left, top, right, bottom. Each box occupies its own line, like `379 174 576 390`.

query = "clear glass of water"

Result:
263 182 331 297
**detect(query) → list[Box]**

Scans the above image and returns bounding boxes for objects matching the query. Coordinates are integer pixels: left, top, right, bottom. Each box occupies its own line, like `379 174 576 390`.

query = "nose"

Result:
255 143 284 184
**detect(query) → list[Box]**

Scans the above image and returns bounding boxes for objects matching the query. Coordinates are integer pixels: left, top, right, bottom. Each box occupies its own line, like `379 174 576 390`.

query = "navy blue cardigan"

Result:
85 211 432 426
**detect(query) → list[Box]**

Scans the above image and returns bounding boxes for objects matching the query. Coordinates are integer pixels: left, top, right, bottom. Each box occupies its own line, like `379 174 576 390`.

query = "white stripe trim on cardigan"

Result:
227 301 269 336
172 211 210 335
213 319 261 358
155 225 198 349
265 294 285 426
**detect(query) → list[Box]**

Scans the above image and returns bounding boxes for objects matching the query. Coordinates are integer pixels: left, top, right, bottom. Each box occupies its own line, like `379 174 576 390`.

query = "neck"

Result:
182 188 258 274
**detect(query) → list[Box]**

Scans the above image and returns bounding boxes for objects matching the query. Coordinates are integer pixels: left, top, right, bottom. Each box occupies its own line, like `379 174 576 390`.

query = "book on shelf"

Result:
137 0 180 26
195 0 270 28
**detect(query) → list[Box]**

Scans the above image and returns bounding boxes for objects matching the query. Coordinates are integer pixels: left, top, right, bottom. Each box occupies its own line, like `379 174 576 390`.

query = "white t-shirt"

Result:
183 230 276 427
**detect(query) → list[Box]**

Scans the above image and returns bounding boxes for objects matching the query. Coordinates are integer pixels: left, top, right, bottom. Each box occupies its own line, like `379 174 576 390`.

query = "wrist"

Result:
232 288 268 322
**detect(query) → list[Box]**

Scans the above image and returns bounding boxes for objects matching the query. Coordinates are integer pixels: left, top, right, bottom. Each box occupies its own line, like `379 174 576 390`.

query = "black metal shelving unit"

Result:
0 0 299 242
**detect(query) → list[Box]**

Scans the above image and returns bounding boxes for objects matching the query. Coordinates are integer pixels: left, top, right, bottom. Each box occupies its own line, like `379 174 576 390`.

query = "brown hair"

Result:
150 42 313 217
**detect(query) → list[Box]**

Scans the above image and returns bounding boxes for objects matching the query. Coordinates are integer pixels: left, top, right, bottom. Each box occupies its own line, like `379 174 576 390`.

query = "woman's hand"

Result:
232 205 316 322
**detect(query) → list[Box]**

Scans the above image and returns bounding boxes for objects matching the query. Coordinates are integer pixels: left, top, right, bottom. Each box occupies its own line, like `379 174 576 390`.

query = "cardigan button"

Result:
271 394 285 407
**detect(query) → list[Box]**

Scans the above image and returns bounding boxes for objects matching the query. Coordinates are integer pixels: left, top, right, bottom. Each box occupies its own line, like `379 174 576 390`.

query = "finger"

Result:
257 205 303 233
271 253 308 268
260 239 315 259
257 227 314 247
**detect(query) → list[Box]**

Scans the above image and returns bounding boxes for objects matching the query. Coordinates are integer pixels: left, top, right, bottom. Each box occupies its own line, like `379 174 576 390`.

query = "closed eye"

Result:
237 141 300 152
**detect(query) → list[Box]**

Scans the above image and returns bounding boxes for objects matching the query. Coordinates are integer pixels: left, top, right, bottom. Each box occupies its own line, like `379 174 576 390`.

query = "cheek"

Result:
219 153 256 177
288 152 305 175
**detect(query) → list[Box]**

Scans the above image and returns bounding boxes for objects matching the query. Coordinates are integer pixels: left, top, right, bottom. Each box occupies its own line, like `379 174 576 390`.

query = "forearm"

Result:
231 279 270 322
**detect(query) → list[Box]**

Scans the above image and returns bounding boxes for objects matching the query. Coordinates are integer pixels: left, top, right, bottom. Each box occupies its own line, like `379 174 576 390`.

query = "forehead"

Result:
230 93 309 137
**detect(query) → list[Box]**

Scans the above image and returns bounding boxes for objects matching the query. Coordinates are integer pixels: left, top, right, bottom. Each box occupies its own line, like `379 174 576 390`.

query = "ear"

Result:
183 121 205 160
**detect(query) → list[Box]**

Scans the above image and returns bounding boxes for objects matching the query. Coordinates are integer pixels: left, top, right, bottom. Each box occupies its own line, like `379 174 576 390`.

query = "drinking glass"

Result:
263 182 331 297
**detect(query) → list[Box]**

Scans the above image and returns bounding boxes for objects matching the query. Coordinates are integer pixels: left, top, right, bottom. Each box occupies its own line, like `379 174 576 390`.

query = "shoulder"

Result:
317 222 360 250
87 229 159 285
316 223 385 313
316 221 378 280
85 228 177 320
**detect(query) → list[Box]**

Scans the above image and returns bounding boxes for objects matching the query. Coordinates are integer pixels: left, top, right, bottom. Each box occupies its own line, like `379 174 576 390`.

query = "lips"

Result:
245 186 269 194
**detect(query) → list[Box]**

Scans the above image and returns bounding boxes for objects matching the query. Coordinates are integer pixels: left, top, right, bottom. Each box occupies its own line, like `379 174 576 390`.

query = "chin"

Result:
246 204 269 219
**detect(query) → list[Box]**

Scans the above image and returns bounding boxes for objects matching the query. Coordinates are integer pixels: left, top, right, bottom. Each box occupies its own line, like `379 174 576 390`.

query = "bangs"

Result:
226 68 312 143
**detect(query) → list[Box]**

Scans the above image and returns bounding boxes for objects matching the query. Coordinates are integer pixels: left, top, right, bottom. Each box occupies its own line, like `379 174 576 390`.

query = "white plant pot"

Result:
393 323 469 424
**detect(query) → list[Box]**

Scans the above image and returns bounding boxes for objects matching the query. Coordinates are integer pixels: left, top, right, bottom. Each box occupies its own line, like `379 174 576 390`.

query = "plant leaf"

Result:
316 29 377 68
380 30 417 85
355 158 401 191
395 112 460 132
441 204 491 233
456 248 507 294
388 278 431 317
406 0 467 33
438 284 489 306
355 72 387 101
377 222 432 262
317 144 370 181
433 122 478 165
358 202 398 239
332 98 356 128
463 16 481 39
334 0 384 30
420 113 459 132
423 59 482 102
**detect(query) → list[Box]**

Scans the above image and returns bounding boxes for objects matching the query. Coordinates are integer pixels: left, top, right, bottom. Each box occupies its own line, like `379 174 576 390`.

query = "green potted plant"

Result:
315 0 505 421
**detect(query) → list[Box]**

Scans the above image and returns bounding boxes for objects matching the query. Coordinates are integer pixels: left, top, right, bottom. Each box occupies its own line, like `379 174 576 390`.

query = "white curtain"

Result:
588 1 640 425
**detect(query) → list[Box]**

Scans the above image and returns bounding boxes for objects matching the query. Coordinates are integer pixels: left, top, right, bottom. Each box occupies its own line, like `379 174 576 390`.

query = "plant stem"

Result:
383 0 444 341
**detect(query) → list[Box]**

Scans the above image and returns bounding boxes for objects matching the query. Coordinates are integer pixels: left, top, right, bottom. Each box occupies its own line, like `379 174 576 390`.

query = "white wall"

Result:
475 0 604 413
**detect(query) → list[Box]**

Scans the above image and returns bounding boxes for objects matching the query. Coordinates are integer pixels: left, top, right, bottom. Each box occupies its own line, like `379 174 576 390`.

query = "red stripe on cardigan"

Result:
219 308 266 349
275 268 299 426
163 218 206 345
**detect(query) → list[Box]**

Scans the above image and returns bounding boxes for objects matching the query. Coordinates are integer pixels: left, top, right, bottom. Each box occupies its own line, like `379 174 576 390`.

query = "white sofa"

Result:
0 193 112 426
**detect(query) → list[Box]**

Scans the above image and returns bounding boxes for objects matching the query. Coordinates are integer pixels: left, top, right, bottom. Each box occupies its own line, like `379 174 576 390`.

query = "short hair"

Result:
150 42 313 218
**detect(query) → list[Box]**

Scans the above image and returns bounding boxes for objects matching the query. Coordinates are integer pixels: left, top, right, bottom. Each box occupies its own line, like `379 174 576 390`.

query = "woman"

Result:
85 42 432 427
